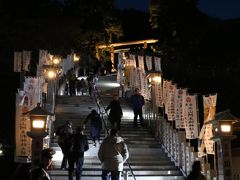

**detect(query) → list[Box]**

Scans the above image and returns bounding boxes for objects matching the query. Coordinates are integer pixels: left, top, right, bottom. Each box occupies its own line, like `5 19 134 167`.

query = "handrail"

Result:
92 84 137 180
92 87 109 133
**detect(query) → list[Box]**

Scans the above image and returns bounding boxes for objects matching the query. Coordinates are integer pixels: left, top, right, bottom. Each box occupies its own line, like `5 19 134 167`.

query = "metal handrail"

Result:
92 85 137 180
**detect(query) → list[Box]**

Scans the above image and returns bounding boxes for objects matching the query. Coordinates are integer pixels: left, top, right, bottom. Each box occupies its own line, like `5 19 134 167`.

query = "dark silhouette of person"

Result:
187 161 206 180
31 148 55 180
105 95 123 130
106 59 112 74
84 109 102 147
98 128 129 180
68 74 77 96
130 88 145 127
56 120 73 170
68 126 89 180
64 81 70 96
87 74 93 96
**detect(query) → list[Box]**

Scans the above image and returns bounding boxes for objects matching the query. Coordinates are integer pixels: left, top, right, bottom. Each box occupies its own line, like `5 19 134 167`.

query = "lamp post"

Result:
43 56 62 112
24 103 53 169
207 109 239 180
147 73 162 112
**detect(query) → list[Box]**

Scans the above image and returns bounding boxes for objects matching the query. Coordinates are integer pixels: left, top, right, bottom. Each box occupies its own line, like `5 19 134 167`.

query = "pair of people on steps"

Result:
105 89 145 130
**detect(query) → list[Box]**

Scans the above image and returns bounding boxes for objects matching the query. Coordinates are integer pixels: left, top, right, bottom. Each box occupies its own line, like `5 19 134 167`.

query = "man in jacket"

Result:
130 88 145 127
68 126 89 180
98 128 129 180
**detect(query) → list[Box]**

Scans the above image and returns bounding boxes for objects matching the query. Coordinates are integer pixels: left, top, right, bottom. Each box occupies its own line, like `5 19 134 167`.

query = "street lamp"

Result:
44 67 60 80
52 56 61 65
207 109 239 180
147 73 162 84
24 103 53 168
43 56 62 80
42 56 62 112
147 73 162 112
207 109 238 137
73 53 80 62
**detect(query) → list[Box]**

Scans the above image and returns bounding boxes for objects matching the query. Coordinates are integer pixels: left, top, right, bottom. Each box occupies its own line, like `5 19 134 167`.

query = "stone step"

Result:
52 92 184 180
50 169 183 176
51 176 185 180
53 160 176 167
82 165 178 170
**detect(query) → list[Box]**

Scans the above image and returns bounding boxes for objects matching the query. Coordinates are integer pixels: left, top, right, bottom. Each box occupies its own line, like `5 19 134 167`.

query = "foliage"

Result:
119 9 154 41
149 0 240 116
0 0 122 57
149 0 210 79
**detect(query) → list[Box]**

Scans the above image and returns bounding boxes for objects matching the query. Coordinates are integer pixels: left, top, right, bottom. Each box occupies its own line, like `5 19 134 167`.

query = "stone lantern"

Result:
206 109 239 180
23 103 53 168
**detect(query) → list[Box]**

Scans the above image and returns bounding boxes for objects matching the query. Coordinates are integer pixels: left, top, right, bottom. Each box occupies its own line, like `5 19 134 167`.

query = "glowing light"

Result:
73 54 80 62
96 82 120 88
47 70 56 79
32 119 45 129
52 57 60 65
149 77 152 83
221 124 231 132
152 76 161 83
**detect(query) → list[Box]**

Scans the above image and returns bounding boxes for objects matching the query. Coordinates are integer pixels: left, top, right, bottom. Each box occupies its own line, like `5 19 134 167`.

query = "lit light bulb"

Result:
47 70 56 79
52 57 60 65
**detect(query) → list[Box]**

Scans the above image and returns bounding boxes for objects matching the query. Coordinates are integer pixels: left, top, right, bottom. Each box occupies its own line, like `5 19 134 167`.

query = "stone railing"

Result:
143 101 217 179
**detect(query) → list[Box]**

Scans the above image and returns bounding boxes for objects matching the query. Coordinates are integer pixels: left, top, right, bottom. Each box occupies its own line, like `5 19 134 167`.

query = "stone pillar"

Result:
27 132 48 169
213 136 235 180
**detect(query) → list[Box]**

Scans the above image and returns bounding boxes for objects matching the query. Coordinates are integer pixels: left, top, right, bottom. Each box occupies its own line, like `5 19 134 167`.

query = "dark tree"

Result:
149 0 240 116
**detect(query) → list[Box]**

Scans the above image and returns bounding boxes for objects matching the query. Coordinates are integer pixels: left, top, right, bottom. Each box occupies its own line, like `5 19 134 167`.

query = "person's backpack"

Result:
71 134 88 153
56 125 64 137
56 125 67 145
92 114 102 129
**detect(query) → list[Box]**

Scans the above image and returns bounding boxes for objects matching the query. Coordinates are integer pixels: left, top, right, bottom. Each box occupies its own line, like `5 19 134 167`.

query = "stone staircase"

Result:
49 94 185 180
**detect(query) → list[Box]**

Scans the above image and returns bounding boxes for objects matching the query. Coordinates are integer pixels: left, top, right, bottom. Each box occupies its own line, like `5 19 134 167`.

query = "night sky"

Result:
115 0 240 20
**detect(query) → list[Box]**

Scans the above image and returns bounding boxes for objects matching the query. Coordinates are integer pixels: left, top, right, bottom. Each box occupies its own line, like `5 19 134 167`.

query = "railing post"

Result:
123 170 128 180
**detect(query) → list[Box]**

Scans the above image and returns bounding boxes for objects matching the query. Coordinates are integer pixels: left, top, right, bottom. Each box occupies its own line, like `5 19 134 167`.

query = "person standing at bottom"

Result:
130 88 145 127
31 148 55 180
98 128 129 180
68 126 89 180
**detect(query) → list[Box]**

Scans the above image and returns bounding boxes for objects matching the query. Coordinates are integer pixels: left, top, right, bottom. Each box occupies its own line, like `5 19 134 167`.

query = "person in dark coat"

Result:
187 161 206 180
87 74 93 96
68 74 77 96
31 148 55 180
68 126 89 180
84 109 102 147
130 88 145 127
105 95 123 130
56 120 73 170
